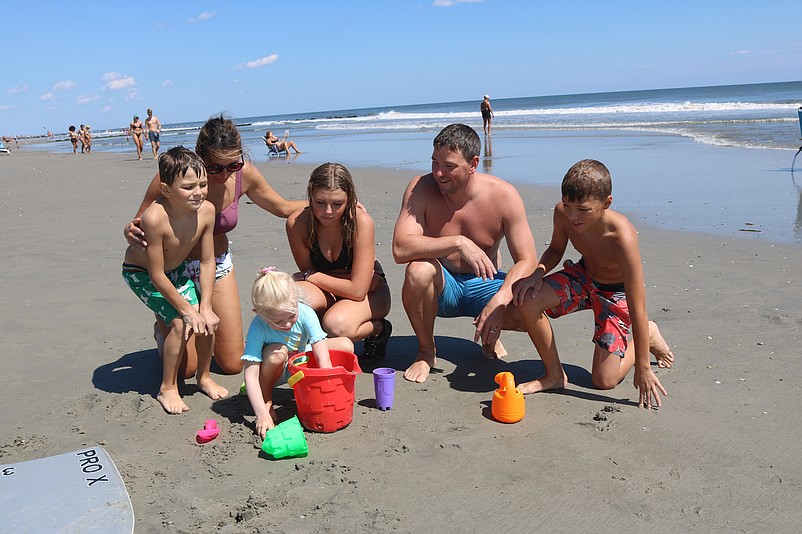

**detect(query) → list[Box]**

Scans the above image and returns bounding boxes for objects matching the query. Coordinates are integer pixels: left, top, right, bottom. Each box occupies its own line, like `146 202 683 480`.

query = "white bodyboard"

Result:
0 445 134 533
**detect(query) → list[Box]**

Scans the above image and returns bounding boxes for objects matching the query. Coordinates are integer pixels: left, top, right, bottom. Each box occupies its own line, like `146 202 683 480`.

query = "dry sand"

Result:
1 149 801 532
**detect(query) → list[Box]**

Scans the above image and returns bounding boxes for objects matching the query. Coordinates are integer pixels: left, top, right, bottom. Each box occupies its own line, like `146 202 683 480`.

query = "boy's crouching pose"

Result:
513 159 673 408
122 146 227 414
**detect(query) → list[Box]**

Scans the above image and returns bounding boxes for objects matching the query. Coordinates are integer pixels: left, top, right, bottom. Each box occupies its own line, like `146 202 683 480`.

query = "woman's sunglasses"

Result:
205 155 245 174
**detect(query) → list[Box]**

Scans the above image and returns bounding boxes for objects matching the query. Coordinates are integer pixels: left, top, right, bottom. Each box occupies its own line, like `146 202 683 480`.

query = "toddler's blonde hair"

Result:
251 267 304 317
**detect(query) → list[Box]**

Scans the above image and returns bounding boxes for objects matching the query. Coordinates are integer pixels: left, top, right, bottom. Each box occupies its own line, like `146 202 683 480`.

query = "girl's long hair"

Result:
306 162 358 252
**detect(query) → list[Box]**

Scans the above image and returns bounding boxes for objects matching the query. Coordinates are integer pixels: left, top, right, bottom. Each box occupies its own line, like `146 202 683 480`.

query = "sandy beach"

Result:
1 148 801 532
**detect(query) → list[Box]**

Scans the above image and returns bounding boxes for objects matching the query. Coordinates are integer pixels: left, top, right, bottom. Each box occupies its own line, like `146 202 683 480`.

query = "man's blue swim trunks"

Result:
437 268 507 318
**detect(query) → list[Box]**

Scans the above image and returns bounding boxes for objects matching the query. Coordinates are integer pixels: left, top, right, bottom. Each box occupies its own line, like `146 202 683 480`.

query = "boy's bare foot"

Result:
482 339 508 359
157 388 189 414
197 377 229 400
517 372 568 394
649 321 675 368
403 352 436 383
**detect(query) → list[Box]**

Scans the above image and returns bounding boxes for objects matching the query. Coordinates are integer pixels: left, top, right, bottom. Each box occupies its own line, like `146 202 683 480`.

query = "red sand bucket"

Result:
287 350 362 433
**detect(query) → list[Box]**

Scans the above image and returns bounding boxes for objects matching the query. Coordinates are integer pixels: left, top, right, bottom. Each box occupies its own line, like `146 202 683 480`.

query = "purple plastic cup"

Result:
373 367 396 410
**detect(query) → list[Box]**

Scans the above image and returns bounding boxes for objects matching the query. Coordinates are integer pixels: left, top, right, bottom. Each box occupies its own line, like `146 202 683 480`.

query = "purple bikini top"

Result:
214 170 243 235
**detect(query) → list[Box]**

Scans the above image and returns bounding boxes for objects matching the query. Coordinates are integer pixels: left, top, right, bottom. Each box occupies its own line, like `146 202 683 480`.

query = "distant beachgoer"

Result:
265 130 302 154
241 267 353 438
511 159 673 408
286 162 392 359
124 114 307 376
130 115 145 160
480 95 494 135
146 108 162 159
68 126 79 154
79 125 87 153
84 125 92 153
122 146 226 414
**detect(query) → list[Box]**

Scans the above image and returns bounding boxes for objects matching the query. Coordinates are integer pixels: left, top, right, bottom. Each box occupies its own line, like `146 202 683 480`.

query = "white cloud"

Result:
731 49 752 56
124 89 138 102
53 80 78 91
433 0 482 5
0 105 13 111
235 54 279 70
76 94 99 105
40 92 54 101
189 11 215 23
8 84 29 95
101 106 112 113
102 72 137 91
161 79 174 88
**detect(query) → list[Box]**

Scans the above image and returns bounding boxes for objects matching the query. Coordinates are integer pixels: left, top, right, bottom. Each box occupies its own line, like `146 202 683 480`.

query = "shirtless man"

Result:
392 123 538 383
146 108 162 159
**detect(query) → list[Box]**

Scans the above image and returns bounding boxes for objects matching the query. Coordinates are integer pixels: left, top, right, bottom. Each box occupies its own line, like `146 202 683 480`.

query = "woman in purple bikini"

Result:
124 114 306 376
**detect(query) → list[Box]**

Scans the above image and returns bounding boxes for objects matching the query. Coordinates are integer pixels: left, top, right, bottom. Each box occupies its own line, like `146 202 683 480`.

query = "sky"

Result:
2 0 801 136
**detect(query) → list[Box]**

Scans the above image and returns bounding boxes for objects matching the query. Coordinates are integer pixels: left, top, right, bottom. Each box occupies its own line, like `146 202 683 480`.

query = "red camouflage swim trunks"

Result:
543 259 630 357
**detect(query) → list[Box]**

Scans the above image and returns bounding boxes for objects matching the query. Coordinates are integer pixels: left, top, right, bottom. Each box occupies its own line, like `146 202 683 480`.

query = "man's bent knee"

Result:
404 260 439 288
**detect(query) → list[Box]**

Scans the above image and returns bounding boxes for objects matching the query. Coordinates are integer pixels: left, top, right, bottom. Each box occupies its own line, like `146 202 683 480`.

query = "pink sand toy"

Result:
196 419 220 443
491 372 525 423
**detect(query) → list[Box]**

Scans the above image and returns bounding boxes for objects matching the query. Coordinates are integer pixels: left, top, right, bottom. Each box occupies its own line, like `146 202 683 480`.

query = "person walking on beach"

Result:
480 95 494 135
122 146 227 414
286 162 392 360
125 114 307 377
146 108 162 159
511 159 672 408
130 115 145 160
79 125 87 153
83 125 92 153
392 123 538 383
68 125 79 154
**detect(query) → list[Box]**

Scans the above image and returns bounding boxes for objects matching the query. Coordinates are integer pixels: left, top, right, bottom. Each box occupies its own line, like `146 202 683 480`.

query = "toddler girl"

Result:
242 267 353 438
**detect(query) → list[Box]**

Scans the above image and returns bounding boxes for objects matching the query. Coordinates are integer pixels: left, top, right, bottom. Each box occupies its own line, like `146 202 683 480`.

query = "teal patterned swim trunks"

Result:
122 263 199 324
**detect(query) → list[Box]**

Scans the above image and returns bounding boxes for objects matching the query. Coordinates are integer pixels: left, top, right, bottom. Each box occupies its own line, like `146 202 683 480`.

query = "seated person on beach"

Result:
241 268 353 439
391 123 539 383
122 146 228 414
286 163 392 360
265 130 302 154
512 159 673 408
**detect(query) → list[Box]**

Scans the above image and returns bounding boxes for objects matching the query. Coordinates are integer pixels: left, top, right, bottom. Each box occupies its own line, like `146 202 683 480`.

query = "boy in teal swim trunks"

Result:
512 159 674 409
122 146 228 414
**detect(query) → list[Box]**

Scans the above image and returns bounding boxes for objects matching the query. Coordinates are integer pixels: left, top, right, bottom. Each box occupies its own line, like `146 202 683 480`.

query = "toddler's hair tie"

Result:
259 266 277 276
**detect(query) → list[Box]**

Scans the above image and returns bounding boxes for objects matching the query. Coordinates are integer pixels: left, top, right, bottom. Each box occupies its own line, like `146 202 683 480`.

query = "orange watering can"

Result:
491 372 525 423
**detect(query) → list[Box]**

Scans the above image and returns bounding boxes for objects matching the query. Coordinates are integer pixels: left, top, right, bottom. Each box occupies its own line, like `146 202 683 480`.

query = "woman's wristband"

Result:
303 269 312 281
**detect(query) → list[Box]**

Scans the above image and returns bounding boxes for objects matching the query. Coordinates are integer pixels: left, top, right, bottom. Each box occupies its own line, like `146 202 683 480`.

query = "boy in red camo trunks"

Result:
512 159 673 408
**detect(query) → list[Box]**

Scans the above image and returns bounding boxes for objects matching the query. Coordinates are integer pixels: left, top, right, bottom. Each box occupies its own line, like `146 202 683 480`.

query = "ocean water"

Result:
28 81 802 243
